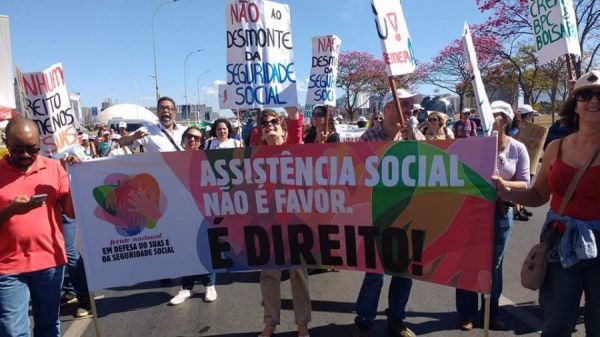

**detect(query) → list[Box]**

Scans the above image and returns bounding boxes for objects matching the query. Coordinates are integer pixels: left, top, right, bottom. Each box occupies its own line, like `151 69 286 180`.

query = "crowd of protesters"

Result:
1 69 598 337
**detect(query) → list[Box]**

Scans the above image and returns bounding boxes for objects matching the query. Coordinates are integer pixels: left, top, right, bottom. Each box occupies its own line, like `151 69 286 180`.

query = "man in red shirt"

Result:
0 118 77 337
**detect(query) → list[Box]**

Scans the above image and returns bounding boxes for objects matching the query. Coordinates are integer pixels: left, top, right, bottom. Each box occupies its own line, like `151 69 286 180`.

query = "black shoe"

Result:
387 318 416 337
521 207 533 216
513 211 529 221
352 324 370 337
60 292 78 307
489 319 507 331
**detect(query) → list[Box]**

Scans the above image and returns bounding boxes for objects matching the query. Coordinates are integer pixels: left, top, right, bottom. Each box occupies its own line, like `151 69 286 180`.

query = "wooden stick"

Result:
89 292 102 337
566 54 574 81
388 77 406 128
483 294 491 337
325 106 330 134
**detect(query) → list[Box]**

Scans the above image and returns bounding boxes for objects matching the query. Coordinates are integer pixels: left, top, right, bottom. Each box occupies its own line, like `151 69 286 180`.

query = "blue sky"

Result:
1 0 489 115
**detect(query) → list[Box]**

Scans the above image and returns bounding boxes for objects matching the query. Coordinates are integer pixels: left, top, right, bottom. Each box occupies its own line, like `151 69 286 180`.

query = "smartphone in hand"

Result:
29 194 48 205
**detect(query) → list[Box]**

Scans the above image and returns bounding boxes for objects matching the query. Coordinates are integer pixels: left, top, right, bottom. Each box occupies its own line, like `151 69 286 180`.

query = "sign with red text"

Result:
306 35 341 106
528 0 581 64
225 0 298 109
70 138 497 293
16 63 77 156
371 0 416 76
463 23 493 136
0 16 15 121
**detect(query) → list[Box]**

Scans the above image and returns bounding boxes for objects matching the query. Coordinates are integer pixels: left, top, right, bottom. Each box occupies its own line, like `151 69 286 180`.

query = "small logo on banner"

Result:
93 173 166 236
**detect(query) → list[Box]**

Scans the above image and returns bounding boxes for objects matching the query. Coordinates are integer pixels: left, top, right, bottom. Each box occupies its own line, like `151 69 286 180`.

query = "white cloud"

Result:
203 80 226 97
296 77 309 93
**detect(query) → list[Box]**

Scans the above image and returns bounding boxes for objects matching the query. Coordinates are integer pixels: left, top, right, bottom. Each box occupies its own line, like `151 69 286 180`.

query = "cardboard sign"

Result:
306 35 342 106
0 16 15 121
371 0 416 76
528 0 581 64
70 137 497 293
225 0 298 109
16 63 78 157
463 24 493 136
218 83 236 110
514 121 549 173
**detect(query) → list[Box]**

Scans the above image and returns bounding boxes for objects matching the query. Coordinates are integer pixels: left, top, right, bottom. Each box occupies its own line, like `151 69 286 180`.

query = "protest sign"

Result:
528 0 581 64
225 0 298 109
371 0 416 76
306 35 341 106
15 63 78 156
514 121 548 173
70 137 497 293
218 83 236 110
0 16 15 121
463 23 493 136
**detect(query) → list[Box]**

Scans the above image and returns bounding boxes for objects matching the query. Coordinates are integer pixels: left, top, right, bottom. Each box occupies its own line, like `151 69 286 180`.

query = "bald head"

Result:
4 118 41 171
5 118 40 142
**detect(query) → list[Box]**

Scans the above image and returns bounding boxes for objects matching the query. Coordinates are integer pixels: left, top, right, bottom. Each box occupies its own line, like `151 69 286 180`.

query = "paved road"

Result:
58 203 588 337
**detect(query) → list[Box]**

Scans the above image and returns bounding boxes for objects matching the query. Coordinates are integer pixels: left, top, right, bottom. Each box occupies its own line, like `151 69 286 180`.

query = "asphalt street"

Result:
57 203 589 337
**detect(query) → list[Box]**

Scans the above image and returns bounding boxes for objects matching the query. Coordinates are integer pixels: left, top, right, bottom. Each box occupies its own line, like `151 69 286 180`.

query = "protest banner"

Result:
514 121 548 173
463 23 493 136
15 63 78 156
371 0 416 76
306 35 341 106
225 0 298 109
528 0 581 65
70 137 497 294
0 16 15 121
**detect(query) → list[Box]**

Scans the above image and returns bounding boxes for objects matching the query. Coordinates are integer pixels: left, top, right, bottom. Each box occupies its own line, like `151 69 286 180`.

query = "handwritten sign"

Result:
371 0 416 76
514 121 548 173
306 35 341 106
528 0 581 64
0 16 15 121
16 63 78 156
225 0 298 109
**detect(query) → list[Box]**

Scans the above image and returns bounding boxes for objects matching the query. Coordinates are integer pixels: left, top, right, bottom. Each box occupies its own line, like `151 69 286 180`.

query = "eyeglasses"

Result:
575 91 600 102
9 145 41 155
184 134 202 142
158 105 176 111
428 118 438 122
261 119 280 128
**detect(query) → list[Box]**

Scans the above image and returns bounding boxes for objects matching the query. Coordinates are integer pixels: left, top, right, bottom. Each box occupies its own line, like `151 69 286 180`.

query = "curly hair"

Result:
558 95 578 131
210 118 233 139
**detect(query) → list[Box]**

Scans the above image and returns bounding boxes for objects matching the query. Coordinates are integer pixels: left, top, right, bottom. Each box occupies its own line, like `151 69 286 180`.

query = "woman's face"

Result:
183 131 202 151
261 116 284 145
427 115 440 128
492 113 509 131
575 89 600 123
373 115 383 126
216 122 229 140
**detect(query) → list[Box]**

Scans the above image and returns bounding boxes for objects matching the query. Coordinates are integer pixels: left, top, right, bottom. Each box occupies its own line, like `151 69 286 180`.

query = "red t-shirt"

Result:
0 155 69 274
249 114 304 146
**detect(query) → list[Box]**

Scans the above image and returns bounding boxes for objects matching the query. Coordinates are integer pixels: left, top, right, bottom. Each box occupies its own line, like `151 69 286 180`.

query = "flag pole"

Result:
565 54 574 81
388 77 406 128
89 292 102 337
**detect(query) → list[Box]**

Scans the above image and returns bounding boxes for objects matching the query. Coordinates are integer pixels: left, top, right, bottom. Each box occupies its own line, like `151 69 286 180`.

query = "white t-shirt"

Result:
204 138 243 150
133 123 185 153
408 116 419 128
108 147 133 157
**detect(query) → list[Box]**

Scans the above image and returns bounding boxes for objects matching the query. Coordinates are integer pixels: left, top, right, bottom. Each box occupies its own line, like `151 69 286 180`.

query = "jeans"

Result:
354 273 413 329
0 265 65 337
61 215 89 301
180 273 216 290
456 207 513 321
539 256 600 336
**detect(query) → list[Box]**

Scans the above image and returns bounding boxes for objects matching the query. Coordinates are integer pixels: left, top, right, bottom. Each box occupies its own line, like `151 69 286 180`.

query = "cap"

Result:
490 101 514 122
412 103 423 111
573 70 600 94
462 108 472 114
118 121 127 128
102 131 110 136
358 116 368 122
110 134 121 141
517 104 536 115
383 89 423 107
80 134 89 141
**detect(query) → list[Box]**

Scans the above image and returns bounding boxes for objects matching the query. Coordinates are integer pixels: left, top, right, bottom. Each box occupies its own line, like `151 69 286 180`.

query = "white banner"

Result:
15 63 78 156
371 0 416 76
462 24 493 136
306 35 341 106
528 0 581 64
0 16 15 120
218 83 236 109
225 0 298 109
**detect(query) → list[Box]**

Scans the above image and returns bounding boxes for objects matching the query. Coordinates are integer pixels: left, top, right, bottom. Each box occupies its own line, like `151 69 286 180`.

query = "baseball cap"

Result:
110 134 121 141
412 103 423 111
80 134 89 141
491 101 514 122
462 108 472 114
358 116 368 122
383 89 423 107
573 70 600 94
517 104 536 115
118 121 127 128
102 131 110 136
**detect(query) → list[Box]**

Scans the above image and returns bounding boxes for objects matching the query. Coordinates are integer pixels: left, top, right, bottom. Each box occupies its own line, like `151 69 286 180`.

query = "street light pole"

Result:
184 49 205 114
197 70 210 120
152 0 179 101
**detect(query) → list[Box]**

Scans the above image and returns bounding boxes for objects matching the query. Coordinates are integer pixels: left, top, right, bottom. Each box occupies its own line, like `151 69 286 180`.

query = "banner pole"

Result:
89 292 102 337
325 106 330 137
483 293 491 337
387 77 406 129
565 54 574 81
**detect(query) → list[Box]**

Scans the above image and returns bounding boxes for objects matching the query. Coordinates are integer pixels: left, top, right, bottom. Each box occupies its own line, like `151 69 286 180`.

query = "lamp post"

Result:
152 0 179 101
196 70 211 120
184 49 205 115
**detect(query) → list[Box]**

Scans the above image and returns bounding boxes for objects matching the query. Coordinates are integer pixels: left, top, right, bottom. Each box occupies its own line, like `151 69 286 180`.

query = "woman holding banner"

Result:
455 101 530 331
257 107 311 337
303 105 339 144
168 126 217 305
494 70 600 336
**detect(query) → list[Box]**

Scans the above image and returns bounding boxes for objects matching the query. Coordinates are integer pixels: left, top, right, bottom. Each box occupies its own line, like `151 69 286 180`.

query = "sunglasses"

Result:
575 91 600 102
261 119 280 128
9 145 41 155
428 118 439 122
184 134 202 142
375 117 383 121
